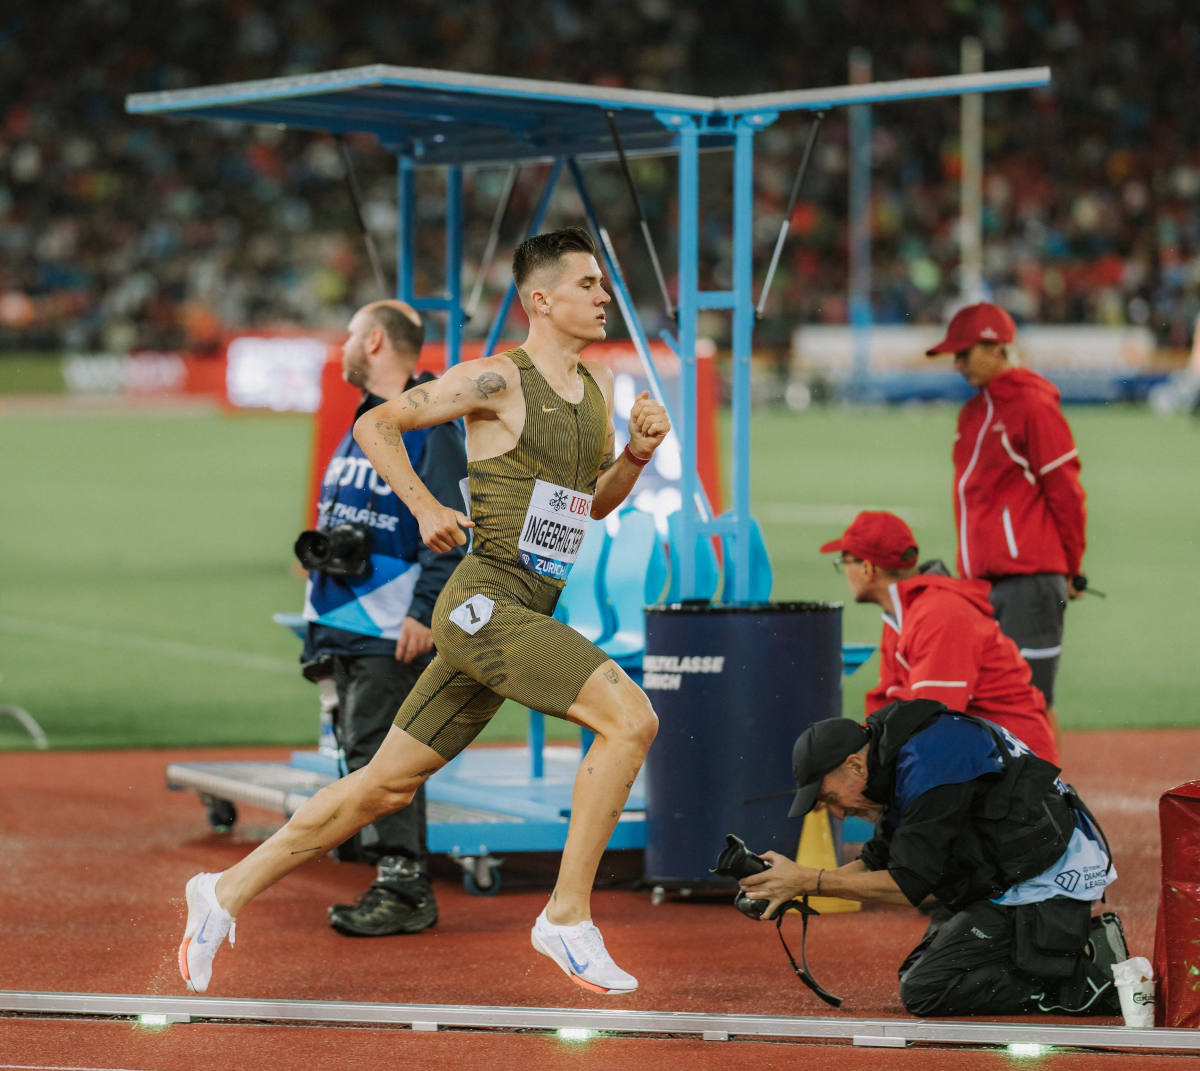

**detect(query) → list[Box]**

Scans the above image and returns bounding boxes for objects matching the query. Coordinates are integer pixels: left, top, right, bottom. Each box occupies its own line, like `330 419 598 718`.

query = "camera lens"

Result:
294 529 332 570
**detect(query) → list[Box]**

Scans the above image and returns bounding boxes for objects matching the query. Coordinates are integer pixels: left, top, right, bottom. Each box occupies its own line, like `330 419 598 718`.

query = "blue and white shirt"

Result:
303 384 466 657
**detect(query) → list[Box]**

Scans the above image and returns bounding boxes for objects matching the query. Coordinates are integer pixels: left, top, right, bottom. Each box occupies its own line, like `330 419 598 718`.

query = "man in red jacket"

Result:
821 510 1059 765
926 303 1087 748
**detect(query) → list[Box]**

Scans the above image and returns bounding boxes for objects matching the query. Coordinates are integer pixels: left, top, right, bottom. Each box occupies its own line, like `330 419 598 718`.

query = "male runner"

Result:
179 227 669 996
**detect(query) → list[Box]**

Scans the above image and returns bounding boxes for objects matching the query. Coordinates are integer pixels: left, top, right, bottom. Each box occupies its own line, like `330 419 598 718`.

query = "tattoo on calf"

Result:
289 846 323 856
472 372 506 399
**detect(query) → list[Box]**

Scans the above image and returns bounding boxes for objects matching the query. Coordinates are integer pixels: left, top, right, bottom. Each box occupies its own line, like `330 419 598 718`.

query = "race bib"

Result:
449 593 494 636
517 479 593 581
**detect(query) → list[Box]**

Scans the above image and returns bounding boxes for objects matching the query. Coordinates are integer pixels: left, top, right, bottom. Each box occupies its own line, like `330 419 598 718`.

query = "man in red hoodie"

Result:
926 303 1087 748
821 510 1059 765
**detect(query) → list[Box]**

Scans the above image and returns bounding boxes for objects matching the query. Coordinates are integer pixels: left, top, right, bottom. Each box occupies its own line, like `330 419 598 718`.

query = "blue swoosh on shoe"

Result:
560 937 589 974
196 914 211 945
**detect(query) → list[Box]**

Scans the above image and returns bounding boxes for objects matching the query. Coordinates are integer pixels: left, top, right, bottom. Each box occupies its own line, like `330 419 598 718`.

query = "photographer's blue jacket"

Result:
303 378 466 657
859 700 1112 911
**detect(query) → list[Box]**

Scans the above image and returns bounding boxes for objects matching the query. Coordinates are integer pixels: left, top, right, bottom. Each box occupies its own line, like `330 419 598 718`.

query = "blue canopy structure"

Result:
127 63 1051 600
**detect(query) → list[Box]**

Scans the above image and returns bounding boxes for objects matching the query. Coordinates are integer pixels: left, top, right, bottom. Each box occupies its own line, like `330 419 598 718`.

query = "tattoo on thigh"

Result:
472 372 506 399
415 767 436 778
603 667 620 685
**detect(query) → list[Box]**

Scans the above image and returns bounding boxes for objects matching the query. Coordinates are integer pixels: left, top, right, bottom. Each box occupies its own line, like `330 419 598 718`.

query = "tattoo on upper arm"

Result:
471 372 506 399
374 419 405 447
404 387 431 410
597 428 616 473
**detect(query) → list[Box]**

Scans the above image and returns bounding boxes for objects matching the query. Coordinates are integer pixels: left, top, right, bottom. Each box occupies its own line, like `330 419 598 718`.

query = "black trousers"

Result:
331 653 429 865
898 897 1095 1017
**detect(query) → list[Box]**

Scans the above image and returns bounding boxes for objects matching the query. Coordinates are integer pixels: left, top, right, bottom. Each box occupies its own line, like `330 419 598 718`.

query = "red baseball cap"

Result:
819 511 918 570
925 302 1016 356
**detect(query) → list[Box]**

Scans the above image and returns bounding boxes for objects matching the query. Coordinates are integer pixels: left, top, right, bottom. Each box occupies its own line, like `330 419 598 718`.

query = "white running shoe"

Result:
530 909 638 994
179 872 236 993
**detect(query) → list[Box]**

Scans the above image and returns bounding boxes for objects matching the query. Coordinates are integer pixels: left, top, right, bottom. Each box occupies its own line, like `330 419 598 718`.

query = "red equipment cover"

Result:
1153 780 1200 1027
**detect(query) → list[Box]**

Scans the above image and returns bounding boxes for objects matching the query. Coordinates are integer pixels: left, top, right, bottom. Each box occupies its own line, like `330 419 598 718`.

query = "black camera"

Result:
711 834 842 1007
711 833 789 920
294 522 372 579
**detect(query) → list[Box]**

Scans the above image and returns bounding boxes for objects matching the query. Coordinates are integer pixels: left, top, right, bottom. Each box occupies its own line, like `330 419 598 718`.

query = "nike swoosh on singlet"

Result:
542 405 559 412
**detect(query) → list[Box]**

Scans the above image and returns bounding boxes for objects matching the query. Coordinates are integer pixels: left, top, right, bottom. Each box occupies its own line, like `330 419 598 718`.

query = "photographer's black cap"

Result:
788 718 871 818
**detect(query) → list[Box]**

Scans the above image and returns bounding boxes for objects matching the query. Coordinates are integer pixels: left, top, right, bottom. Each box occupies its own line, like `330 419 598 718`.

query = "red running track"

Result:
0 729 1194 1069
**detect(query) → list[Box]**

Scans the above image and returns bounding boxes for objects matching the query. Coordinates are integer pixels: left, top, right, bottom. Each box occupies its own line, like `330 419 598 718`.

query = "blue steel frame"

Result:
127 65 1051 602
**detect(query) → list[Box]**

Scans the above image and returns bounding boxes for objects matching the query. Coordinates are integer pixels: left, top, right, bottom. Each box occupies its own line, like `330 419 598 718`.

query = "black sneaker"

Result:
328 879 438 937
1085 912 1129 980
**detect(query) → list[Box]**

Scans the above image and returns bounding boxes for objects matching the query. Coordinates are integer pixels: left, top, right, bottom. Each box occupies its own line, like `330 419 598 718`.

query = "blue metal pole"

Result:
445 165 463 366
849 49 873 399
482 157 565 358
398 156 416 303
729 117 758 603
675 118 700 600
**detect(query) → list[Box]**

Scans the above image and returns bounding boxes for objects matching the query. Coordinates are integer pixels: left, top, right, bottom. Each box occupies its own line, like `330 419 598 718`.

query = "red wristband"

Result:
623 443 652 467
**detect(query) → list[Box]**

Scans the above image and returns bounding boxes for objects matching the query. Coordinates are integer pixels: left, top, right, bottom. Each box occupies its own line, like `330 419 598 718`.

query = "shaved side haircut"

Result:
512 227 598 290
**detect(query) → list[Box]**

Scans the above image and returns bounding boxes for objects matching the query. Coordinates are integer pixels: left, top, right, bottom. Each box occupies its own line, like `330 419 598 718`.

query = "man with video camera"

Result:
738 700 1127 1017
299 299 466 937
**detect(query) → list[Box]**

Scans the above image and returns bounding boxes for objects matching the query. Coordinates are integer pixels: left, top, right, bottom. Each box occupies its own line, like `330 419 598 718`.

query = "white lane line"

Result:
0 614 296 675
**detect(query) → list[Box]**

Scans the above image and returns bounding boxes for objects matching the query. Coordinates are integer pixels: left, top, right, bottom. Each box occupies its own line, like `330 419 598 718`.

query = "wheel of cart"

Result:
199 793 238 833
450 852 504 896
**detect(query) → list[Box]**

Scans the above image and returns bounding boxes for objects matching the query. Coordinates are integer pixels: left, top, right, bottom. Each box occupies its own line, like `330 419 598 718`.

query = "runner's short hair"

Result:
512 227 597 289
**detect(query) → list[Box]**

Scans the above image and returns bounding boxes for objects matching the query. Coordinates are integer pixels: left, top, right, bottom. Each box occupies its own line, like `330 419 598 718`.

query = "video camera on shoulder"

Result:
294 522 372 579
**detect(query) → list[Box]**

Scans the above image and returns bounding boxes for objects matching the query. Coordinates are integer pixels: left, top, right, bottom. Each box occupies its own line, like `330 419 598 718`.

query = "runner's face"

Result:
543 253 610 342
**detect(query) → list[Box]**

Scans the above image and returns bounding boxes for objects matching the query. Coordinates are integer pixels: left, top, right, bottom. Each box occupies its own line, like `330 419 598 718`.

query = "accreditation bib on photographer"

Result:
517 479 593 581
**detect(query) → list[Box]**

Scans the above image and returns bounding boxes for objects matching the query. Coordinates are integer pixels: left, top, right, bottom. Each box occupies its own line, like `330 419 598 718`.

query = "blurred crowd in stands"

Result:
2 0 1198 355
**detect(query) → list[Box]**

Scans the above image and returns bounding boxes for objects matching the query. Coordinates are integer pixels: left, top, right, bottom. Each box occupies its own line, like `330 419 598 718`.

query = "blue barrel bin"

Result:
642 601 843 887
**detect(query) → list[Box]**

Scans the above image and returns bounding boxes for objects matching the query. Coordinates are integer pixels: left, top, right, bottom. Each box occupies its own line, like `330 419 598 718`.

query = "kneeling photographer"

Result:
739 699 1127 1017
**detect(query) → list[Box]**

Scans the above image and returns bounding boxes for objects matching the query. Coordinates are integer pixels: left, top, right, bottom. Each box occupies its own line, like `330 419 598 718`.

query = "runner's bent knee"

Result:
570 664 658 749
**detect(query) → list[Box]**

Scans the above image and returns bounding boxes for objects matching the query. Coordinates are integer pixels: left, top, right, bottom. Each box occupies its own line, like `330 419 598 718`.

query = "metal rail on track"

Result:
2 991 1196 1054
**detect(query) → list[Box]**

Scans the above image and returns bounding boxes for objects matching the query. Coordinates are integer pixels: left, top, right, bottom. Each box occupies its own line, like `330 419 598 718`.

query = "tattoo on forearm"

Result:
472 372 506 399
597 448 616 474
373 419 404 447
404 387 431 409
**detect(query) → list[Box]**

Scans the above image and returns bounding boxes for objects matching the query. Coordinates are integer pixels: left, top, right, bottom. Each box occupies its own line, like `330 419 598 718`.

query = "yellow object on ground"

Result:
793 809 861 914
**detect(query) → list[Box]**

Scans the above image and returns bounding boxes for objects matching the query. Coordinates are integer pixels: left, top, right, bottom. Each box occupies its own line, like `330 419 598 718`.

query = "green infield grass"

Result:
0 401 1194 750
